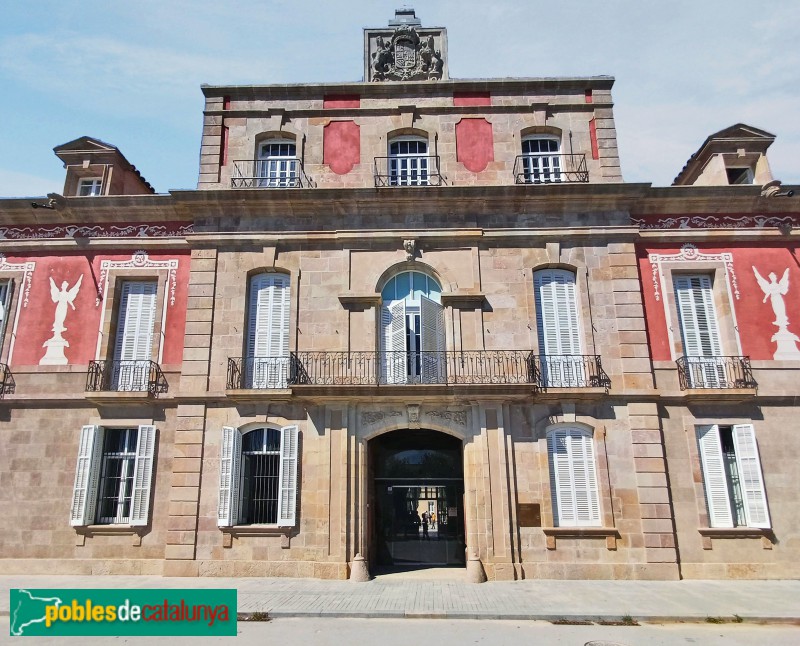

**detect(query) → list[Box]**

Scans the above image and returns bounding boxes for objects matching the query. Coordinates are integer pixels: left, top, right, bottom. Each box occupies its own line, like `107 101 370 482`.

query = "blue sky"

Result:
0 0 797 196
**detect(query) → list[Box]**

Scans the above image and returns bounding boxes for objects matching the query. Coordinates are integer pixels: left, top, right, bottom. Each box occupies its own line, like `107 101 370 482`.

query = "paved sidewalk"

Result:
2 574 799 622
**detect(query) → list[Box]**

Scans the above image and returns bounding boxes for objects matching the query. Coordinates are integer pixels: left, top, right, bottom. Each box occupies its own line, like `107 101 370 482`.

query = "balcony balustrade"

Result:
230 159 311 188
513 153 589 184
373 155 442 187
676 356 757 390
0 363 13 397
227 352 609 391
86 360 168 396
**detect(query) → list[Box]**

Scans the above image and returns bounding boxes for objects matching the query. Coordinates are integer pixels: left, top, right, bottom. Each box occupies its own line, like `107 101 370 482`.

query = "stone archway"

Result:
368 428 466 569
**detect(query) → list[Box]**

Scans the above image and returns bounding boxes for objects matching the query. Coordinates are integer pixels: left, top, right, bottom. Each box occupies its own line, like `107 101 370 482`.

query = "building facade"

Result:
0 10 798 580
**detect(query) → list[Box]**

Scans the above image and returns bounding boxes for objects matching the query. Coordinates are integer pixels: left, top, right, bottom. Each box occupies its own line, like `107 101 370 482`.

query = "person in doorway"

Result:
430 512 436 529
421 512 430 540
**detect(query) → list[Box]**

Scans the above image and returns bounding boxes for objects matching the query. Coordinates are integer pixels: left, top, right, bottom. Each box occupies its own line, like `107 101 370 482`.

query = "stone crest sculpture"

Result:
40 275 83 365
752 266 800 359
371 27 444 81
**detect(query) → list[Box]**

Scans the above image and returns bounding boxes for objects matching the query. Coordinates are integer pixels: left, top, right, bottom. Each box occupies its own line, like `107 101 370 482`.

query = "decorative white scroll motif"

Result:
0 254 37 364
40 276 83 365
0 223 193 240
634 214 800 230
648 244 740 301
96 250 179 307
752 266 800 359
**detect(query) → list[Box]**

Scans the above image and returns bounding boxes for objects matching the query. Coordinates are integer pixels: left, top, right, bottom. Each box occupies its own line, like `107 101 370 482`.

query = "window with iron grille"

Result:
96 428 138 524
218 425 299 527
521 137 562 184
70 425 156 527
388 137 429 186
696 424 770 528
257 140 298 187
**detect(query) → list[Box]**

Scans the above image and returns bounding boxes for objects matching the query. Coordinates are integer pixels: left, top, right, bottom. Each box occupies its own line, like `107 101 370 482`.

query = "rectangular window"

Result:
78 178 103 196
246 273 290 388
696 424 770 528
70 425 156 526
112 281 157 391
0 280 11 347
548 428 601 527
218 425 299 527
674 274 725 387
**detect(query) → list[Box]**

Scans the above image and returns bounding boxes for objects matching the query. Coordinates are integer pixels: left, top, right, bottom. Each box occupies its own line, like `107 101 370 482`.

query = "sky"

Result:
0 0 798 197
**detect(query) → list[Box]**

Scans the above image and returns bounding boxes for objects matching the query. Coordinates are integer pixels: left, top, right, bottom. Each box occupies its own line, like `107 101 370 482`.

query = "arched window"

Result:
547 426 601 527
218 425 299 527
246 273 290 388
521 136 562 184
388 137 429 186
380 271 444 383
534 268 585 386
257 139 298 187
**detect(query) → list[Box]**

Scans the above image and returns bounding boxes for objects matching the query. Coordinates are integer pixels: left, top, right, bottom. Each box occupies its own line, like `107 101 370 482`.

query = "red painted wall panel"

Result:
639 243 800 361
455 118 494 173
589 117 599 160
4 250 189 367
323 121 360 175
323 94 360 109
453 92 491 107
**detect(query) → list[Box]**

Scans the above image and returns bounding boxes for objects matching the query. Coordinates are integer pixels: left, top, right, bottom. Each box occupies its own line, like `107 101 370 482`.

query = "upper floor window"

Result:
70 424 156 526
246 273 290 388
257 139 299 188
547 427 601 527
78 178 103 196
0 280 11 343
380 271 444 384
726 167 754 185
534 269 585 386
521 137 562 184
389 137 429 186
218 425 299 527
674 274 726 387
696 424 770 529
112 281 157 391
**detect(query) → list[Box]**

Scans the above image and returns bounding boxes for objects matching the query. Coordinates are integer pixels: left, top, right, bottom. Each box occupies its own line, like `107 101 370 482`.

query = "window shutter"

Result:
675 275 721 357
382 300 407 384
0 280 10 325
548 428 600 527
696 425 734 527
70 425 104 526
129 425 156 526
247 274 290 388
732 424 771 528
548 429 575 525
114 282 157 362
535 270 583 386
218 426 242 527
277 425 299 526
420 295 446 383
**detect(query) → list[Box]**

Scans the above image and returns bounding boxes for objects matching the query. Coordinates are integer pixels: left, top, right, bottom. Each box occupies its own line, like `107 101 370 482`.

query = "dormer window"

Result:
78 178 103 196
726 167 754 185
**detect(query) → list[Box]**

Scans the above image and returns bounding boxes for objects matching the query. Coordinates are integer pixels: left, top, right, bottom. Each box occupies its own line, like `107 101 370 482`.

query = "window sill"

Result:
220 525 294 548
74 524 145 546
542 526 619 550
698 527 774 550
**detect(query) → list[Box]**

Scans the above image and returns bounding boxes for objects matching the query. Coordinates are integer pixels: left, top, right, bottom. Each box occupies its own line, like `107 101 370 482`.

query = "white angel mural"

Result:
48 275 83 336
752 267 790 327
752 266 800 360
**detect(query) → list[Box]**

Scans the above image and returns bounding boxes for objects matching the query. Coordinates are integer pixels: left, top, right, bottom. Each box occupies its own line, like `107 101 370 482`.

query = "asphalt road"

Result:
3 617 799 645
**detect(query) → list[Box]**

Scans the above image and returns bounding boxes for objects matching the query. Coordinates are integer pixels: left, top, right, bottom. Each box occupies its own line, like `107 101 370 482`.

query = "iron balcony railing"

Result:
373 155 442 187
231 159 311 188
676 356 757 390
227 352 609 390
513 153 589 184
0 363 13 397
86 360 168 396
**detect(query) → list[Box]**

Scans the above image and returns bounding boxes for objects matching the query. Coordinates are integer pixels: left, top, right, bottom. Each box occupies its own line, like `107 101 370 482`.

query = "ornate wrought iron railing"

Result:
227 352 609 390
0 363 13 397
513 153 589 184
676 356 757 390
373 155 442 187
230 159 311 188
86 360 168 396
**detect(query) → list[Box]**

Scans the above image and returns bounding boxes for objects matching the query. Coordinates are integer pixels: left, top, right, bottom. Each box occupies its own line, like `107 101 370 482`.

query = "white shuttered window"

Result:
246 273 290 388
547 427 601 527
534 269 585 387
70 425 156 526
217 425 299 527
696 424 770 528
113 281 157 391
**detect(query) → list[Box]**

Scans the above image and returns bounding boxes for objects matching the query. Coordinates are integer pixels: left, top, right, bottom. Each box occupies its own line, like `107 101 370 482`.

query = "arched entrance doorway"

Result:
369 429 466 568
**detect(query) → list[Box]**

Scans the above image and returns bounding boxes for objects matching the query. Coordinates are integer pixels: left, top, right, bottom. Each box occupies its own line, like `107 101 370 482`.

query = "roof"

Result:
53 136 155 193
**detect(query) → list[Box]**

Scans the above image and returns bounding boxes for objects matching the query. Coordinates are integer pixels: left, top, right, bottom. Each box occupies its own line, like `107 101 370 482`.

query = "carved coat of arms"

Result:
372 27 443 81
